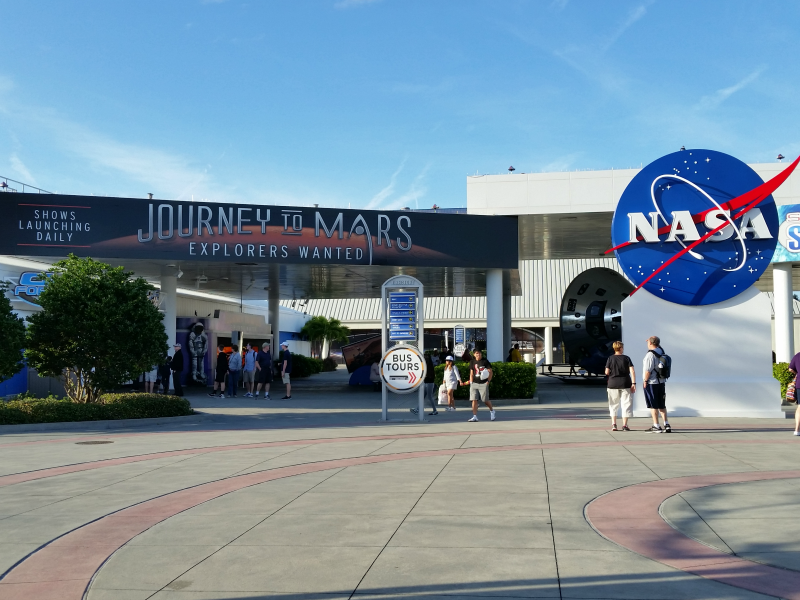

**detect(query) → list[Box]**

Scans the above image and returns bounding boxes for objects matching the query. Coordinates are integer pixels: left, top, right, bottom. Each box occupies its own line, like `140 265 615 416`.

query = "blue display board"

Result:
388 292 417 341
773 204 800 263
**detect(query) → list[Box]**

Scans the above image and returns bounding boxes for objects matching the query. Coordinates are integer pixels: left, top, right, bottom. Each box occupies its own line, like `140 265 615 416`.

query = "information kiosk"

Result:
380 275 426 421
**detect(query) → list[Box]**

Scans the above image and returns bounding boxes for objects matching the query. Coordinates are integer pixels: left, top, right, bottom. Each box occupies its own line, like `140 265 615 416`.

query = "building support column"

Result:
160 273 177 350
486 269 503 362
774 263 794 363
503 290 512 359
268 267 280 350
544 326 554 365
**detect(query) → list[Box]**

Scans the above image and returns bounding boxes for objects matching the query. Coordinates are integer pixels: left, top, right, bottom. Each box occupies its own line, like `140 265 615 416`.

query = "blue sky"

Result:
1 0 799 208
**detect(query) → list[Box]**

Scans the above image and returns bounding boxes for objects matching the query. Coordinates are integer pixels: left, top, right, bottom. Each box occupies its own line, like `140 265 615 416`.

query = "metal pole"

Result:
381 285 388 420
418 279 425 421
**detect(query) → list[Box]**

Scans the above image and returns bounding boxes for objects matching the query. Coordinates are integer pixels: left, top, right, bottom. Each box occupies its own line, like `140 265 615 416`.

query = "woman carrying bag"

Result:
442 356 462 412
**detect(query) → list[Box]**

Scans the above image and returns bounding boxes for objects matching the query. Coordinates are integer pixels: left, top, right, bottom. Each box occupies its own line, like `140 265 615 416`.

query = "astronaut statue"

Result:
188 322 209 384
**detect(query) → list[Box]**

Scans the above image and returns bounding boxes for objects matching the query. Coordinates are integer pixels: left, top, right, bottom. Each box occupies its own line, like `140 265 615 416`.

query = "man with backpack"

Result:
643 336 671 433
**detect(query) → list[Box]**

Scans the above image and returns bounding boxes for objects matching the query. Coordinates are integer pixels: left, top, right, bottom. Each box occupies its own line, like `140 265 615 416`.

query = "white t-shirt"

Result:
443 365 462 390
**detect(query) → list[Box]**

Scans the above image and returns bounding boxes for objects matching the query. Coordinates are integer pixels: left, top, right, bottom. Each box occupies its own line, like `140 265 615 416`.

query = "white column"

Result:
268 267 280 349
503 291 512 358
161 274 177 349
486 269 503 362
774 263 794 363
544 326 554 365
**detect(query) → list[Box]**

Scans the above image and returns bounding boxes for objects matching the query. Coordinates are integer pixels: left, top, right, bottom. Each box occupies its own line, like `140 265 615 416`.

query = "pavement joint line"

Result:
146 466 346 600
346 454 456 599
540 442 562 600
226 444 314 478
585 469 800 600
2 433 799 490
3 440 799 600
665 495 736 556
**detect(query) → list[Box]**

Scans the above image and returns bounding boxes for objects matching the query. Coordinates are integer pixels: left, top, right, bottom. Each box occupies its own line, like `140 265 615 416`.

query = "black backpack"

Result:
650 349 671 380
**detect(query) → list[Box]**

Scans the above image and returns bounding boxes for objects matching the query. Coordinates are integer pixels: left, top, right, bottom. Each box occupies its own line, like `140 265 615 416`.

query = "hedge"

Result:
0 393 194 425
433 362 537 400
322 357 338 372
287 353 323 378
774 362 796 400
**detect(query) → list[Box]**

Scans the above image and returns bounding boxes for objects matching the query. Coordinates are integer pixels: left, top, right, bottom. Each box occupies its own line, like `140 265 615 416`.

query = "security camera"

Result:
176 269 184 279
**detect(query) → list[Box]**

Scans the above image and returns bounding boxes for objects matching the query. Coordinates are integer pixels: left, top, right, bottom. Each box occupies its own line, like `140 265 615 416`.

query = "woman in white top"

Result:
442 356 463 411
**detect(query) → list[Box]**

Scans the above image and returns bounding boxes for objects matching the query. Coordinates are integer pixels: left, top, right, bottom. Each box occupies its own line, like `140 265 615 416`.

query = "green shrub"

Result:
774 362 795 400
286 353 323 378
322 357 338 372
433 361 537 400
0 393 193 425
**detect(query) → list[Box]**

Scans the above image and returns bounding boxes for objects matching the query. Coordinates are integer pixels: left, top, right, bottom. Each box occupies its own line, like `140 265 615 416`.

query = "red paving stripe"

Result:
1 440 799 599
586 470 800 600
0 422 789 449
2 433 799 488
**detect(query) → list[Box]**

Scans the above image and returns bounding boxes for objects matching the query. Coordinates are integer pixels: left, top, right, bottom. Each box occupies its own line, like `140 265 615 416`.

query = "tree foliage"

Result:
0 285 26 382
25 255 168 403
300 315 350 358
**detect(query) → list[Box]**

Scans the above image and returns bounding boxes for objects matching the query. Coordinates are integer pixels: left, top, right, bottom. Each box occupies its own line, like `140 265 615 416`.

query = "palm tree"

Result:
300 316 350 359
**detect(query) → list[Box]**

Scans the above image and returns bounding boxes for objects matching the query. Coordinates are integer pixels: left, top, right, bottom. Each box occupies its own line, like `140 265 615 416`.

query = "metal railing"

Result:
0 175 52 194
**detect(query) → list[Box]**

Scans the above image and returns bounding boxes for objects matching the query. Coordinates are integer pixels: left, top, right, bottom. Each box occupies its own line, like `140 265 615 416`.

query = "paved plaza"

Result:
0 373 799 600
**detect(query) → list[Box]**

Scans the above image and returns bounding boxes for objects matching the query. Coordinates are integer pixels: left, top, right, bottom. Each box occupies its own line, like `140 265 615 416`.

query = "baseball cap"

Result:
173 343 181 348
445 355 454 361
280 342 289 348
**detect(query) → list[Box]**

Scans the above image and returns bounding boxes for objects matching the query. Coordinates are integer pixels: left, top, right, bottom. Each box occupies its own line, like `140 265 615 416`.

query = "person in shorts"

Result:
208 343 227 398
442 355 462 411
467 349 495 422
280 342 292 400
643 336 670 433
255 342 272 399
144 363 159 394
242 343 257 397
605 341 635 431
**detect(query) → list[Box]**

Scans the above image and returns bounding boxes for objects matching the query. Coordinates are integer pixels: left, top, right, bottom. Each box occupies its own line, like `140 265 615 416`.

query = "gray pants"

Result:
424 383 437 412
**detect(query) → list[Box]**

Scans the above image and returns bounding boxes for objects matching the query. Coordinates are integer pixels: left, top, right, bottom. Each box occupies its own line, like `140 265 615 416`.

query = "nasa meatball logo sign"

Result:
611 149 799 306
380 345 426 394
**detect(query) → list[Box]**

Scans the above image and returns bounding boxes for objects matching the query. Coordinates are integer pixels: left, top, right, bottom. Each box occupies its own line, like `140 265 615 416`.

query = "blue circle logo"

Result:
611 149 780 306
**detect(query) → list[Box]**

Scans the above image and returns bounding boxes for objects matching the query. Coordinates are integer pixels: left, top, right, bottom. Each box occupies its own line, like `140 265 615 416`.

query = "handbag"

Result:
438 383 449 405
787 377 797 403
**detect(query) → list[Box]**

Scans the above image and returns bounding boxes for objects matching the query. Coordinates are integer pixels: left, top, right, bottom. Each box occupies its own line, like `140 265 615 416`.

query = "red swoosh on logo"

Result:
606 155 800 255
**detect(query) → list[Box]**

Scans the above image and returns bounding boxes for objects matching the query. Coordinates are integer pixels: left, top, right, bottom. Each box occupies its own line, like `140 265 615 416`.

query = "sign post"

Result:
453 324 465 359
380 275 425 422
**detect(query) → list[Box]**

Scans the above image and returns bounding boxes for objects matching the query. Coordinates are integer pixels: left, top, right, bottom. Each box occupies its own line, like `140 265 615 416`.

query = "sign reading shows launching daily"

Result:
773 205 800 263
3 194 518 268
611 149 799 306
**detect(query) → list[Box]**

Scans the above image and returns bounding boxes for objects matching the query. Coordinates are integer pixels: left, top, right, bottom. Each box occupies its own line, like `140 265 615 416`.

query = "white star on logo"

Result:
756 250 762 255
660 287 665 292
748 267 756 273
706 157 711 163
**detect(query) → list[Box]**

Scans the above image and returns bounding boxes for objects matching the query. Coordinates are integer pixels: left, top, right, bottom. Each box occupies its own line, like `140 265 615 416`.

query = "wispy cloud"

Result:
695 67 766 110
540 153 583 172
334 0 382 9
9 153 36 185
364 159 406 209
601 2 651 52
363 161 429 210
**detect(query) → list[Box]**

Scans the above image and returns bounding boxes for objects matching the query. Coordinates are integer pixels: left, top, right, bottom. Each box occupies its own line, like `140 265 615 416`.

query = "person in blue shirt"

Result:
254 342 272 399
242 343 257 397
280 342 293 400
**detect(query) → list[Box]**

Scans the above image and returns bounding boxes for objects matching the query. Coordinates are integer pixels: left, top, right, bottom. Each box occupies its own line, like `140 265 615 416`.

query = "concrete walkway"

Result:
0 375 798 599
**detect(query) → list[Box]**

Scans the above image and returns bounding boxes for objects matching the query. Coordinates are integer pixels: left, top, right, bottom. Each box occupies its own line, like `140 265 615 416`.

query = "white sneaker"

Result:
794 431 800 436
255 393 259 398
490 410 496 421
468 416 479 422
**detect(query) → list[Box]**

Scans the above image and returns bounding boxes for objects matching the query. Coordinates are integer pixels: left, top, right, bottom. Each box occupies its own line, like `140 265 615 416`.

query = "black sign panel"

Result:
2 194 518 268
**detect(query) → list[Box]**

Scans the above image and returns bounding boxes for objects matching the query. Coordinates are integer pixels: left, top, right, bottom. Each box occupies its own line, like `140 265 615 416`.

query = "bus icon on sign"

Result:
13 272 52 306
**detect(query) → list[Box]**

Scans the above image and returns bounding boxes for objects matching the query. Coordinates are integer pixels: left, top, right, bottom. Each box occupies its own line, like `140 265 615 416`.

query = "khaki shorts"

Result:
470 382 489 403
144 369 158 383
282 373 291 384
242 370 255 383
